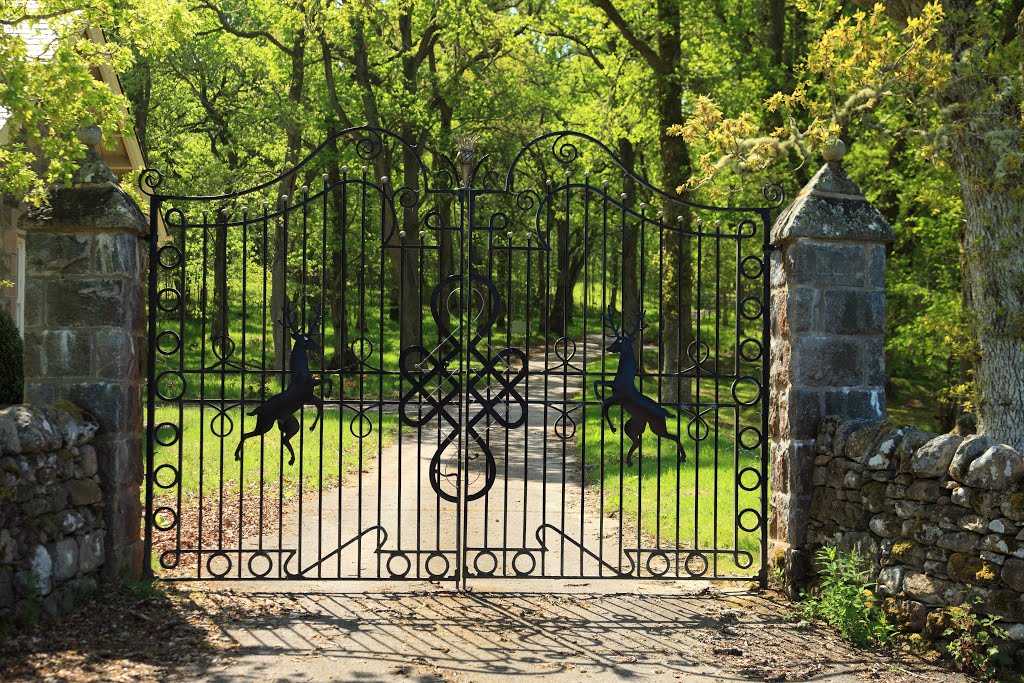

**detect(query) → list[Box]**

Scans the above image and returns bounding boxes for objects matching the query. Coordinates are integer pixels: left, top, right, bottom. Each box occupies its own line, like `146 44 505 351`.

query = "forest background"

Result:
2 0 1022 447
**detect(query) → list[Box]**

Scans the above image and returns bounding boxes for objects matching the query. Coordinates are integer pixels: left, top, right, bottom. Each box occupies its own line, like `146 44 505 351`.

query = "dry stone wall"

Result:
0 403 103 626
809 416 1024 652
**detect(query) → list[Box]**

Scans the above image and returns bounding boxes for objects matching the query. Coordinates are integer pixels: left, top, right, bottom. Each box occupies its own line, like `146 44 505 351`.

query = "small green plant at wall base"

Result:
943 598 1009 680
0 306 23 405
800 545 895 647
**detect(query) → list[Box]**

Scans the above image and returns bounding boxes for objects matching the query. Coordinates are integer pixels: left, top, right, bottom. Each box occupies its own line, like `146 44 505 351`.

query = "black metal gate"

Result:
142 128 776 585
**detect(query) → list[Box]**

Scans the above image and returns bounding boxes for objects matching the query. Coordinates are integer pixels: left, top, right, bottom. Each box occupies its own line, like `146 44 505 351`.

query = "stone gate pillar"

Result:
768 143 894 590
21 131 148 580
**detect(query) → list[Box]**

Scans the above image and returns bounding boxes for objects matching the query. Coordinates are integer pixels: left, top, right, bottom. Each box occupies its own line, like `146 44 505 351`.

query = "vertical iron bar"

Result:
143 196 161 577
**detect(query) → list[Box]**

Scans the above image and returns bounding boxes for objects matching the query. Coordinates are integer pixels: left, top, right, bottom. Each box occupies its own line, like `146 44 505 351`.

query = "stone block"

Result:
788 389 822 440
862 336 886 387
25 233 90 276
877 565 906 596
789 240 866 288
78 444 97 477
794 335 863 386
1002 493 1024 522
911 433 963 478
950 434 995 483
52 537 78 582
823 388 884 422
904 571 962 606
66 478 102 506
45 277 127 328
906 480 943 502
78 530 104 574
26 330 94 378
936 531 981 553
869 514 902 538
24 277 44 329
978 590 1024 622
885 598 927 632
94 436 143 489
964 444 1024 491
63 384 138 436
896 426 940 473
1001 557 1024 593
866 244 886 289
947 552 999 585
892 539 926 565
93 232 140 277
792 286 818 332
93 330 140 380
820 289 884 335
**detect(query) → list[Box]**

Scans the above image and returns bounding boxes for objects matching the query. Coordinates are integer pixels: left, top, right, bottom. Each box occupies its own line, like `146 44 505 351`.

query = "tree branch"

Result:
589 0 664 72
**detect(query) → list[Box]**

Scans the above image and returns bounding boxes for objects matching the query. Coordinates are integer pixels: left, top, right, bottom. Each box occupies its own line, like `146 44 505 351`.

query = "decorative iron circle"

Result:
211 335 235 361
349 410 373 439
737 509 762 533
157 245 182 270
157 288 181 313
553 413 576 440
740 296 763 321
153 506 177 532
738 467 763 492
731 377 762 407
153 463 179 489
386 552 411 578
740 255 763 279
210 409 234 438
512 550 536 577
687 340 711 365
351 337 374 363
425 551 450 579
248 551 273 578
159 550 180 569
207 552 233 579
738 426 762 451
154 422 180 447
684 552 709 577
473 550 498 577
156 371 186 401
646 551 671 577
687 415 710 442
554 337 577 363
156 330 181 356
739 338 762 363
735 552 755 570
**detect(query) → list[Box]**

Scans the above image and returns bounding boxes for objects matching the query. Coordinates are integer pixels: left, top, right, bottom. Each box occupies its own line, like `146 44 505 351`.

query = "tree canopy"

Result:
4 0 1022 446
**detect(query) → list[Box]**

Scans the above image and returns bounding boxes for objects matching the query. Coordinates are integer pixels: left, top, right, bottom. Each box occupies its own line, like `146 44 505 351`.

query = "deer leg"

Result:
308 394 324 431
278 414 301 465
624 417 645 467
601 396 620 433
593 379 612 401
650 417 687 463
234 417 275 461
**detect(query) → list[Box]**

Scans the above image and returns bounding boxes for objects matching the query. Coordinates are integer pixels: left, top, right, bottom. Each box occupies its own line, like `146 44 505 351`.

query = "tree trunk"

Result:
618 138 641 361
271 29 306 373
949 144 1024 447
210 206 229 344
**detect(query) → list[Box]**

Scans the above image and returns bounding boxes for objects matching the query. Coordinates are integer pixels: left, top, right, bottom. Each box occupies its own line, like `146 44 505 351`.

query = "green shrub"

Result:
0 306 22 405
943 597 1009 680
801 545 895 646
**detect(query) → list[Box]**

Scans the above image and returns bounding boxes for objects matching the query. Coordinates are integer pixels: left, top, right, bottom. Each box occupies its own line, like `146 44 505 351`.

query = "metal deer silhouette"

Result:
234 302 326 465
593 309 687 467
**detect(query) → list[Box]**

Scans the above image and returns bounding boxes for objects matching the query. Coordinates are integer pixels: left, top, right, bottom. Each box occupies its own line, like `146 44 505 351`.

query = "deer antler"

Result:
626 309 647 338
307 305 323 335
279 300 301 339
601 306 621 338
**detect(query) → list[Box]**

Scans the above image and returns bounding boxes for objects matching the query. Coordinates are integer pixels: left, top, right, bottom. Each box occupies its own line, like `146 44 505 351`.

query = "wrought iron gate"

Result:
143 128 777 585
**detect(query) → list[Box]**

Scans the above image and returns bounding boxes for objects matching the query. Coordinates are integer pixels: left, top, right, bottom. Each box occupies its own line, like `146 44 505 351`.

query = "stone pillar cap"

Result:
770 162 894 245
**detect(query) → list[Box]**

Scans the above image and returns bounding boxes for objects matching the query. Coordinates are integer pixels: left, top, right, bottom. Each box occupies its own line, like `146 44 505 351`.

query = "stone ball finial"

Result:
77 125 103 146
822 138 846 164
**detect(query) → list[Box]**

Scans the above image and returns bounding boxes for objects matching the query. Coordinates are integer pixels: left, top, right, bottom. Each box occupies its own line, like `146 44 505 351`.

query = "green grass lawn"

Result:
151 404 399 500
576 403 764 578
